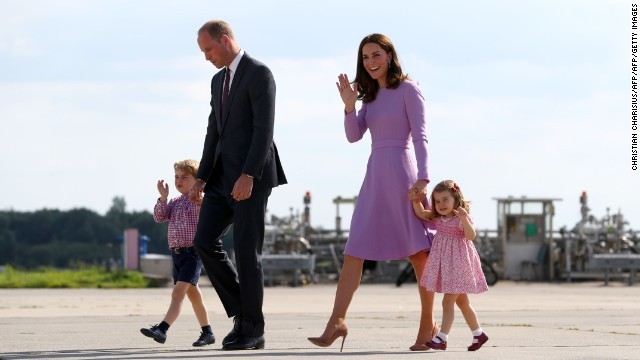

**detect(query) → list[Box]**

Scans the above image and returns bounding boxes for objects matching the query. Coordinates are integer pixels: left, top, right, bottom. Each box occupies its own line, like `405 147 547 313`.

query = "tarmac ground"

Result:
1 280 639 359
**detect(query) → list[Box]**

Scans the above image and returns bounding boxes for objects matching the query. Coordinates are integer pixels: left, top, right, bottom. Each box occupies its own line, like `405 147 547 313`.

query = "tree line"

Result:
0 197 168 269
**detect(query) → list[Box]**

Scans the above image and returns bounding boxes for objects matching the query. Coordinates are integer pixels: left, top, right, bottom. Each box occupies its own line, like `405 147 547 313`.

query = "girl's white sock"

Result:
472 328 483 343
433 332 448 343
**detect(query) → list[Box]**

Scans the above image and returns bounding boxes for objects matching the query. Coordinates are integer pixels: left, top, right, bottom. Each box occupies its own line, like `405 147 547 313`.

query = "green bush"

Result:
0 265 150 288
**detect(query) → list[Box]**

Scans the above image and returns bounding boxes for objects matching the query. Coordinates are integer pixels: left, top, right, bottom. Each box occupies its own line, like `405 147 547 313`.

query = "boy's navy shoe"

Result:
193 331 216 347
140 324 167 344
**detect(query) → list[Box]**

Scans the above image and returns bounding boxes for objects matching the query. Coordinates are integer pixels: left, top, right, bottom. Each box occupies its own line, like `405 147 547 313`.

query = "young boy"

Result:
140 159 215 347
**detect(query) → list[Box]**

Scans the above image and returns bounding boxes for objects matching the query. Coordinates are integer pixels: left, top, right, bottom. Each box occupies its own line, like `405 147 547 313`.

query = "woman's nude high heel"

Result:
409 322 440 351
307 324 349 352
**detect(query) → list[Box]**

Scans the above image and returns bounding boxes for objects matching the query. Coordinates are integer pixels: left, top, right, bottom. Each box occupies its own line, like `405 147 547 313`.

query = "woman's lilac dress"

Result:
343 80 435 260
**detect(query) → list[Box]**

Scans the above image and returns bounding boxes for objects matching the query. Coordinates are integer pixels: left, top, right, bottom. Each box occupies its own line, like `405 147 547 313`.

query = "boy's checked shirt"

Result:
153 194 200 249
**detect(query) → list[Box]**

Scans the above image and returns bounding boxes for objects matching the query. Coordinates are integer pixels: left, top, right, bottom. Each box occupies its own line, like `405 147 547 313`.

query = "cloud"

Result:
424 87 631 230
0 80 208 212
0 1 637 234
0 35 38 58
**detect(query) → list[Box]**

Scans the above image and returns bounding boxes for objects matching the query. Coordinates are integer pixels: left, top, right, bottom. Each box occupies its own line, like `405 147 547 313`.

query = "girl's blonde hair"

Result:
429 180 471 216
174 159 200 178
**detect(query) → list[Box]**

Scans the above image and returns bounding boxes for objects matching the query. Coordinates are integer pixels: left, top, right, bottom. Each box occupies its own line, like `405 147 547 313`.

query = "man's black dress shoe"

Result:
222 316 242 346
222 334 265 350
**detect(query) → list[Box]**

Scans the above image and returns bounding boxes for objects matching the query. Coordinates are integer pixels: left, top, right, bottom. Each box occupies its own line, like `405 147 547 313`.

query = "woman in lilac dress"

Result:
308 33 438 352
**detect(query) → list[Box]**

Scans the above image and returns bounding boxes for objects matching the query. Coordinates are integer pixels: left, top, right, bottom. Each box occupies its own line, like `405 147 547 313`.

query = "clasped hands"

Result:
408 179 429 202
189 179 205 205
188 174 254 204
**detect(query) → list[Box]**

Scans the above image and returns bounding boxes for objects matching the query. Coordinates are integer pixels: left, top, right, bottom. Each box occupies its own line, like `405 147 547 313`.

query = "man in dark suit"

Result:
190 20 287 351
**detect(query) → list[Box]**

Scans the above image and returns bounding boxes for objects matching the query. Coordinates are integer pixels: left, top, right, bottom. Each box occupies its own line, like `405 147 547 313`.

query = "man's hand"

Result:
231 174 254 201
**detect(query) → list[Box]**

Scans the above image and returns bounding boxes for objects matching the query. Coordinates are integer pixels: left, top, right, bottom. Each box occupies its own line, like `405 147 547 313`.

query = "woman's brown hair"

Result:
354 33 408 103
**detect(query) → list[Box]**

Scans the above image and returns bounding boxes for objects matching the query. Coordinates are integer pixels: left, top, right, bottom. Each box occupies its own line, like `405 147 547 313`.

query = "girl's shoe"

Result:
467 332 489 351
425 336 447 351
307 323 348 352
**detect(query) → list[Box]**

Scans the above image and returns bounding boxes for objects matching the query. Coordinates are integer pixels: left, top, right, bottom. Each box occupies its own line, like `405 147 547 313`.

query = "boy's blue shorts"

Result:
170 247 202 286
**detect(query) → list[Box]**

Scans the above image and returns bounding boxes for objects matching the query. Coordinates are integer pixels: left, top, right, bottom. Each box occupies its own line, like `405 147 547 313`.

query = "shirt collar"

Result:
227 49 244 75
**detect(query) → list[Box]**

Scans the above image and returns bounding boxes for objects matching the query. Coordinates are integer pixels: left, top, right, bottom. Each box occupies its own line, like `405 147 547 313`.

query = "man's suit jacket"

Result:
197 53 287 190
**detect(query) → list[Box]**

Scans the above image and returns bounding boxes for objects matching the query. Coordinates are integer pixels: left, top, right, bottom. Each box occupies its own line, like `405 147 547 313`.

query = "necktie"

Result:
221 68 230 119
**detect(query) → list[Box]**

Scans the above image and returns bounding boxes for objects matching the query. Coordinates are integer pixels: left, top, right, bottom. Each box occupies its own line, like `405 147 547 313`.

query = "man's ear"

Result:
220 34 230 48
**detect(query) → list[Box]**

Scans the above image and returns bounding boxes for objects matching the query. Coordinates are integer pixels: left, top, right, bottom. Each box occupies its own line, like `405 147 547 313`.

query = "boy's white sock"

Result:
433 331 448 343
472 328 483 343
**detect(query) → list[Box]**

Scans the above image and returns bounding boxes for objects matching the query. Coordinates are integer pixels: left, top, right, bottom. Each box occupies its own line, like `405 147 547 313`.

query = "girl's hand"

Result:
336 73 357 113
453 206 469 219
157 180 169 201
454 206 476 240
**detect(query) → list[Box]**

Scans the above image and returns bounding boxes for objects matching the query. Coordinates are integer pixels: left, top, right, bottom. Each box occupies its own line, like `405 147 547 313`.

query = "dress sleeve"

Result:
405 82 429 181
344 102 368 143
153 198 172 223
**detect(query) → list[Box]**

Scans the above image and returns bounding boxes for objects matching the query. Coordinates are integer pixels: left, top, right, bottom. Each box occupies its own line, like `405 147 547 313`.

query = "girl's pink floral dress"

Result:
421 215 488 294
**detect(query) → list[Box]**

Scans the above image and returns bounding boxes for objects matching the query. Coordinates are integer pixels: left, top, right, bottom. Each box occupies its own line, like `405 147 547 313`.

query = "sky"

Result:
0 0 637 235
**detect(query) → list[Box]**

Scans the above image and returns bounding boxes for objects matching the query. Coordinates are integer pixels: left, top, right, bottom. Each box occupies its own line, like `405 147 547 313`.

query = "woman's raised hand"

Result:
336 73 357 113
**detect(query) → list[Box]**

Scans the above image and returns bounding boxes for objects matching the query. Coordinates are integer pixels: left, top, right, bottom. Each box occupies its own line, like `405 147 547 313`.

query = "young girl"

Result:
412 180 489 351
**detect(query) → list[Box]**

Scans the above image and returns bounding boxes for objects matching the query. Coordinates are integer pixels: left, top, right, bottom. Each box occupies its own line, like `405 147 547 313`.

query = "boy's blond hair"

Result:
174 159 200 177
